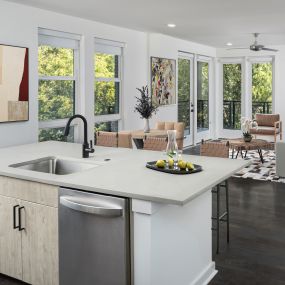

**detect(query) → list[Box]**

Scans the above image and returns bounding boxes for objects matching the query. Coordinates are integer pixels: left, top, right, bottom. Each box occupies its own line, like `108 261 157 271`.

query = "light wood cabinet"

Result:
22 201 58 285
0 195 22 280
0 176 59 285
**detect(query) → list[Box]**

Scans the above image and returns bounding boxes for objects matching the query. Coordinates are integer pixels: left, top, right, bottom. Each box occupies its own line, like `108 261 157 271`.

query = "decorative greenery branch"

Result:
134 86 158 119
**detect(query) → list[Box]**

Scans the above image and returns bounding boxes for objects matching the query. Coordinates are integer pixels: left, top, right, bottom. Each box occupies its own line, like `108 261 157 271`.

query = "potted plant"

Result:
134 86 158 133
241 118 258 142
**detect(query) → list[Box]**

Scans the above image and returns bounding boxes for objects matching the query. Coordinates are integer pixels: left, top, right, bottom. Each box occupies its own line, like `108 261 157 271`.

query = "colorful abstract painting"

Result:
0 44 29 123
151 57 176 106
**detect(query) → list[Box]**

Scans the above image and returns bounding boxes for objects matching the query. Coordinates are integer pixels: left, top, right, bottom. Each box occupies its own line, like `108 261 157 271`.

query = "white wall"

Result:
147 34 216 134
216 47 285 139
0 0 148 147
0 1 217 147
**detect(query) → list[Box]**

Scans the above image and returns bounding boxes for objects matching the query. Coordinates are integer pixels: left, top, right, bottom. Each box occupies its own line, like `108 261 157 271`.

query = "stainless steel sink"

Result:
9 156 99 175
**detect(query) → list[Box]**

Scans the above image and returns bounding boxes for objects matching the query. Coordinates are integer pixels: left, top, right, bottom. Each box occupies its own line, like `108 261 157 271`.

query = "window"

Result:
197 61 209 132
251 62 272 118
223 63 242 129
38 29 80 142
94 39 123 135
95 121 119 132
39 126 74 142
178 58 191 135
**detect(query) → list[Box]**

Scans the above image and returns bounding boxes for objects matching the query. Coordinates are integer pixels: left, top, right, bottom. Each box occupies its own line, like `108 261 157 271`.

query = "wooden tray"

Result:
146 161 203 175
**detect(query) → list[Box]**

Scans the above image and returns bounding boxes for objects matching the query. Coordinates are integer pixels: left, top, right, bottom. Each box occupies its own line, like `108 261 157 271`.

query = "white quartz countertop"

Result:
0 141 250 205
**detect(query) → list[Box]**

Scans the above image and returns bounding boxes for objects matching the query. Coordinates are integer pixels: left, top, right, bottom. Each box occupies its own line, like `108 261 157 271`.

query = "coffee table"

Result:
131 129 167 149
228 138 272 163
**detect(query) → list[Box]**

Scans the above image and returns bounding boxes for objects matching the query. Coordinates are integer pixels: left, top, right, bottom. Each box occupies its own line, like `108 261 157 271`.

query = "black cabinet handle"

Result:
13 205 19 229
18 206 25 231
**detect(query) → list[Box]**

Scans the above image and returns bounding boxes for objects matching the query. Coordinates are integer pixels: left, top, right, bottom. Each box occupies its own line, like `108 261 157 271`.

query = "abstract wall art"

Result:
151 57 176 106
0 44 29 123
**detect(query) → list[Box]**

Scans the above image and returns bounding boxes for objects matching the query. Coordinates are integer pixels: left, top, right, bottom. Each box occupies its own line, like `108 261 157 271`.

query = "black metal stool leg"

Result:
235 150 239 159
225 180 230 243
216 185 220 254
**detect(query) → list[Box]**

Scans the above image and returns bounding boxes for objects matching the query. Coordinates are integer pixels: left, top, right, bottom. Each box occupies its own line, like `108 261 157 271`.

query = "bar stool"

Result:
95 131 118 147
211 181 229 254
200 140 230 254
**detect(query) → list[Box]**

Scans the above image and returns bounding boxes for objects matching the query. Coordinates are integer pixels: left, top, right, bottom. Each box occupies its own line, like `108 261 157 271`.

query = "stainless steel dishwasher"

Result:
59 187 131 285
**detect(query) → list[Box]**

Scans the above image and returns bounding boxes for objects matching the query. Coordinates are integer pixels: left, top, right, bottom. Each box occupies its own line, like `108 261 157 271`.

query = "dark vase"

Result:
243 134 252 143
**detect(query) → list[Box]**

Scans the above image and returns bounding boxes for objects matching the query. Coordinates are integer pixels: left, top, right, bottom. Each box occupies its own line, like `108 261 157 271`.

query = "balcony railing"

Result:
197 99 209 130
178 99 191 134
178 100 272 131
178 99 209 131
223 100 272 129
252 101 272 116
223 100 242 129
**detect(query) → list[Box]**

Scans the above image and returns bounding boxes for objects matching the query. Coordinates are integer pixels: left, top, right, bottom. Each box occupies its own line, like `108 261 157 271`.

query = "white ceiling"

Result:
6 0 285 47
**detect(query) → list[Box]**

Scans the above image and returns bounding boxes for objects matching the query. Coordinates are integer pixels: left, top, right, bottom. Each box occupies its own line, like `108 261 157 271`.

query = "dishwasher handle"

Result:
60 196 123 217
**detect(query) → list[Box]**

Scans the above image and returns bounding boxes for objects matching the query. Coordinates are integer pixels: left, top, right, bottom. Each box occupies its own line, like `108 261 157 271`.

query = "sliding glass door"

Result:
178 54 212 145
251 62 273 118
197 61 209 132
223 63 242 130
178 53 194 146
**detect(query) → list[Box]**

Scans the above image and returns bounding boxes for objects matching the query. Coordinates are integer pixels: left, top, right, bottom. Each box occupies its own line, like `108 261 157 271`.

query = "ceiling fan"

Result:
228 33 278 52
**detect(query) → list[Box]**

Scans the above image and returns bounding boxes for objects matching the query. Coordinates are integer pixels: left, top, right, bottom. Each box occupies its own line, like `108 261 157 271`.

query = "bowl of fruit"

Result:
146 159 202 175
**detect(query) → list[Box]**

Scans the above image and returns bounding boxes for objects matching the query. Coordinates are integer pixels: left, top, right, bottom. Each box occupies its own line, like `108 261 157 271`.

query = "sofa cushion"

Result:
165 122 175 130
155 122 165 130
174 122 185 139
255 114 280 127
250 126 280 135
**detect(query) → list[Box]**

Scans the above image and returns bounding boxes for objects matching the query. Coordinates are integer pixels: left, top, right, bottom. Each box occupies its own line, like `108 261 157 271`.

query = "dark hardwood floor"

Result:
210 177 285 285
1 147 285 284
185 144 285 284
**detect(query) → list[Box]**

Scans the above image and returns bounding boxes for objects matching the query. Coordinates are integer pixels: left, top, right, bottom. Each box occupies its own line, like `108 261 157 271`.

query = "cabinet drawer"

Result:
0 176 58 208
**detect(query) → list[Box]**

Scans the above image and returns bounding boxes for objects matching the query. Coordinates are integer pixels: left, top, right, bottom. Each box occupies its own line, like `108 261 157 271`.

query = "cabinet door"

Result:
21 201 59 285
0 195 22 279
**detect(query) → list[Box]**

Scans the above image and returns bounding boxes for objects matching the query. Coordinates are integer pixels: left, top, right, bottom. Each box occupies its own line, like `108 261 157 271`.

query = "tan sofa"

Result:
95 131 133 148
155 121 185 150
250 114 282 143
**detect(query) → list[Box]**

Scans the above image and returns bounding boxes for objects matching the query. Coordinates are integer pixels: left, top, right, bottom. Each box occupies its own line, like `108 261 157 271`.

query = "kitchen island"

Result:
0 141 250 285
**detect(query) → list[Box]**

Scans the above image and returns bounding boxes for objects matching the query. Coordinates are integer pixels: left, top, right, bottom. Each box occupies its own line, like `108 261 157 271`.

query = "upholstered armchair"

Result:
143 137 168 151
95 131 118 147
250 114 282 143
155 121 185 150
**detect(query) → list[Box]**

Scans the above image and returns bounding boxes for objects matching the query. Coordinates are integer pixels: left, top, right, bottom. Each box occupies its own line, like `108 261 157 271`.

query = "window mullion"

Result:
94 77 120 82
39 75 75 81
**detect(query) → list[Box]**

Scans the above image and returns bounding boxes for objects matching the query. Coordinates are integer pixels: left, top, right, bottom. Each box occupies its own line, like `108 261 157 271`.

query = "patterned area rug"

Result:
232 149 285 183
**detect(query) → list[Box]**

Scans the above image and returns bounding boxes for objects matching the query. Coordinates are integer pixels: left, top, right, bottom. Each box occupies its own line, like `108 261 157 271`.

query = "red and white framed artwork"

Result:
0 44 29 123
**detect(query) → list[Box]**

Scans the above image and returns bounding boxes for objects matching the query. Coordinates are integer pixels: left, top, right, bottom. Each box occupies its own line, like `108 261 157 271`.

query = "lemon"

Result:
186 162 195 170
178 160 187 170
156 160 166 168
168 159 174 168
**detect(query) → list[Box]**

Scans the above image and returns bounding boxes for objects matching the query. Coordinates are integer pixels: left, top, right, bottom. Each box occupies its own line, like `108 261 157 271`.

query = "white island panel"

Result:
132 190 217 285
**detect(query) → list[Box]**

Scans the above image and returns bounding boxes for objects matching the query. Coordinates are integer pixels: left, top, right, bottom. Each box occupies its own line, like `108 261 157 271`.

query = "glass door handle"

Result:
60 196 123 217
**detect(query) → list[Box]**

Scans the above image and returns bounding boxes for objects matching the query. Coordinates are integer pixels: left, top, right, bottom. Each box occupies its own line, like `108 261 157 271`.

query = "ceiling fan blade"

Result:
261 47 278 52
227 47 248 50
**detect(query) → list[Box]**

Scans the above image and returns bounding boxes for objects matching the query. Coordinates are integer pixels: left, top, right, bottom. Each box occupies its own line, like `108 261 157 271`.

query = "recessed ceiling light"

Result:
226 42 233 46
167 23 176 28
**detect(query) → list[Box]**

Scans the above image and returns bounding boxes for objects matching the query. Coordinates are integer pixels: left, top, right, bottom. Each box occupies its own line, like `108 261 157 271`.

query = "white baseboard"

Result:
190 262 217 285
